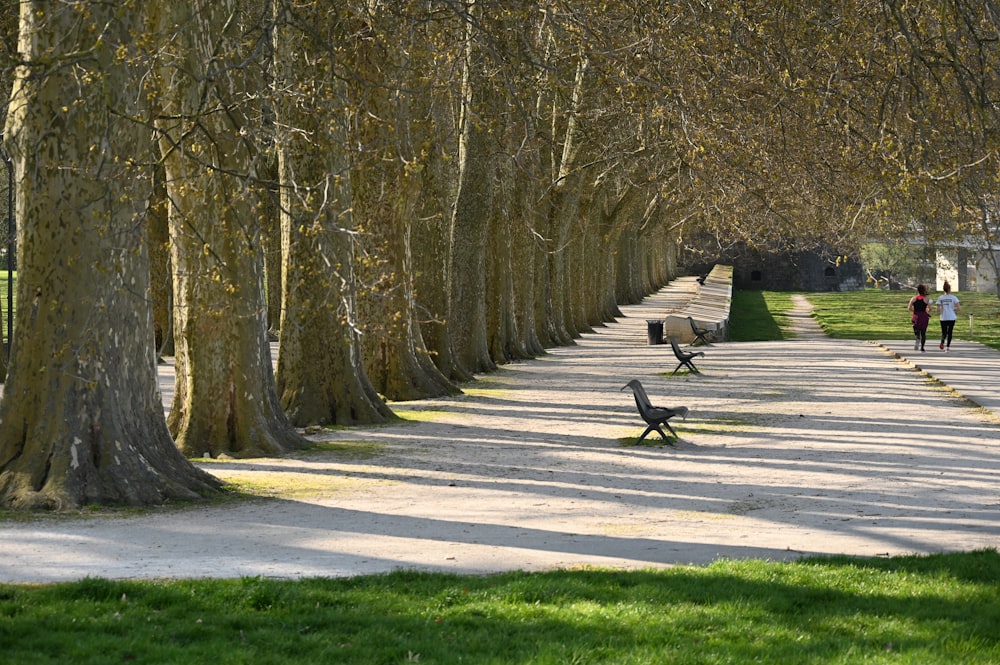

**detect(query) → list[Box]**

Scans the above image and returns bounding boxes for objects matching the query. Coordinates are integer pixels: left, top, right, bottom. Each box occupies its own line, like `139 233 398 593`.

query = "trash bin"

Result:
646 319 664 345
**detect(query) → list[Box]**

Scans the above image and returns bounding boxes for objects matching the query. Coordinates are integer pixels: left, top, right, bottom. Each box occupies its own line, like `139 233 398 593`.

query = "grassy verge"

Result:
728 290 795 341
2 550 998 664
730 288 1000 350
807 289 1000 350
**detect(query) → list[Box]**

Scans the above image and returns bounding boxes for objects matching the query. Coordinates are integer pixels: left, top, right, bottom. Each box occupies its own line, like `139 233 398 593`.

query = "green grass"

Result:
728 290 795 341
729 288 1000 350
2 550 998 664
807 289 1000 349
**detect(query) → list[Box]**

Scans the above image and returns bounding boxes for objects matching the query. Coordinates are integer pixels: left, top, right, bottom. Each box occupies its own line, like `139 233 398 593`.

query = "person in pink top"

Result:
908 284 932 352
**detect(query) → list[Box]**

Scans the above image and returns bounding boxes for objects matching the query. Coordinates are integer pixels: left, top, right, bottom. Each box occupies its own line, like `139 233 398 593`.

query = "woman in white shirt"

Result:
936 282 961 351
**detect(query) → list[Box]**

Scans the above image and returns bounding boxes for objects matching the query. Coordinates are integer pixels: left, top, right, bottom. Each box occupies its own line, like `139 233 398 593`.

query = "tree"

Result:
350 2 461 399
446 0 498 376
149 165 173 358
151 0 304 457
271 1 396 424
482 5 549 362
662 3 884 258
861 243 918 288
0 0 220 508
0 149 9 380
880 0 1000 295
0 0 16 379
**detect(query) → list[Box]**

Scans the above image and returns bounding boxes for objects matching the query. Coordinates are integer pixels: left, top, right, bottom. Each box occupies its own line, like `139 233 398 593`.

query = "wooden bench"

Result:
669 336 704 374
622 379 688 443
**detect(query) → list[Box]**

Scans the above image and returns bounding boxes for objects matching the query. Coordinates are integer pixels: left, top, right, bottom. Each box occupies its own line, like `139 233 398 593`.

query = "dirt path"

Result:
2 285 999 582
788 294 826 338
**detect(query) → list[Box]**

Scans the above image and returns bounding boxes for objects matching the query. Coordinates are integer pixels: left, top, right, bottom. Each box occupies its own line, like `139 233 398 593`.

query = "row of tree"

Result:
0 1 998 509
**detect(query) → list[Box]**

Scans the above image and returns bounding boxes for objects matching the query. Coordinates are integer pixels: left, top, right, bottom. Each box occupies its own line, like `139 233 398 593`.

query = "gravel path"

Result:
2 285 998 582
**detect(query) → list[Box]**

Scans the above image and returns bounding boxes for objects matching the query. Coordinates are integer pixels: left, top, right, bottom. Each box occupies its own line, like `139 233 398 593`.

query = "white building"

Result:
935 245 1000 294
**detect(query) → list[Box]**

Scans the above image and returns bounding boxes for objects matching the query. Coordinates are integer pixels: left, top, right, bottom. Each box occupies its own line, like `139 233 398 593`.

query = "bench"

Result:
669 336 704 374
622 379 689 443
688 316 713 346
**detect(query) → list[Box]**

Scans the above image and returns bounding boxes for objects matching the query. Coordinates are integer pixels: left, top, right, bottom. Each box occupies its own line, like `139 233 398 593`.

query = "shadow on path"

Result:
2 282 999 582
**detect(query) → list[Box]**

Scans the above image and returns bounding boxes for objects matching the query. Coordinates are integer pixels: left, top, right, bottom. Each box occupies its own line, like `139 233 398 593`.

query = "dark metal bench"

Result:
669 336 704 374
621 379 689 443
687 316 713 346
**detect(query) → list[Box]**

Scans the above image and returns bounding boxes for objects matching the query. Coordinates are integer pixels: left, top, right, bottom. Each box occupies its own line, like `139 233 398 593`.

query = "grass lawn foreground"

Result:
2 551 998 664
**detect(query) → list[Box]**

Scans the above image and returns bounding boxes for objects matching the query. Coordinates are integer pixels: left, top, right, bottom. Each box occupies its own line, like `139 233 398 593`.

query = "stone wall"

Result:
685 248 864 292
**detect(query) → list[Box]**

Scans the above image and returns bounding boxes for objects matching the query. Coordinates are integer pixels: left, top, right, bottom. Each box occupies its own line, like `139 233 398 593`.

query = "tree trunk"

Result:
448 10 497 376
414 209 469 380
509 104 547 357
351 3 462 398
149 161 173 358
361 207 459 400
486 152 529 363
261 160 283 340
0 0 220 509
412 23 467 381
152 0 304 458
544 176 585 346
272 2 395 425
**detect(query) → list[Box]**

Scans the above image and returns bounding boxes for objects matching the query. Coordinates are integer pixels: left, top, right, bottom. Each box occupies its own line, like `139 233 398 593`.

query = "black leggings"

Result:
940 319 956 347
913 325 927 348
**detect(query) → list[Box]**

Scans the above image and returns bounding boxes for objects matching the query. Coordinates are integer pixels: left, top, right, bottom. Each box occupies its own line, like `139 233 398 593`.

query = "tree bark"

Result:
153 0 304 457
351 3 462 399
261 160 283 340
486 150 529 363
414 207 468 379
149 162 173 358
0 0 220 509
448 8 497 376
272 2 396 425
411 20 467 381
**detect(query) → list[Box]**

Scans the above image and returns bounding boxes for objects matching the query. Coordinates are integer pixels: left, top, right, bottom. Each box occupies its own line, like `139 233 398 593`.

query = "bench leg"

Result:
674 361 699 374
637 423 674 444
